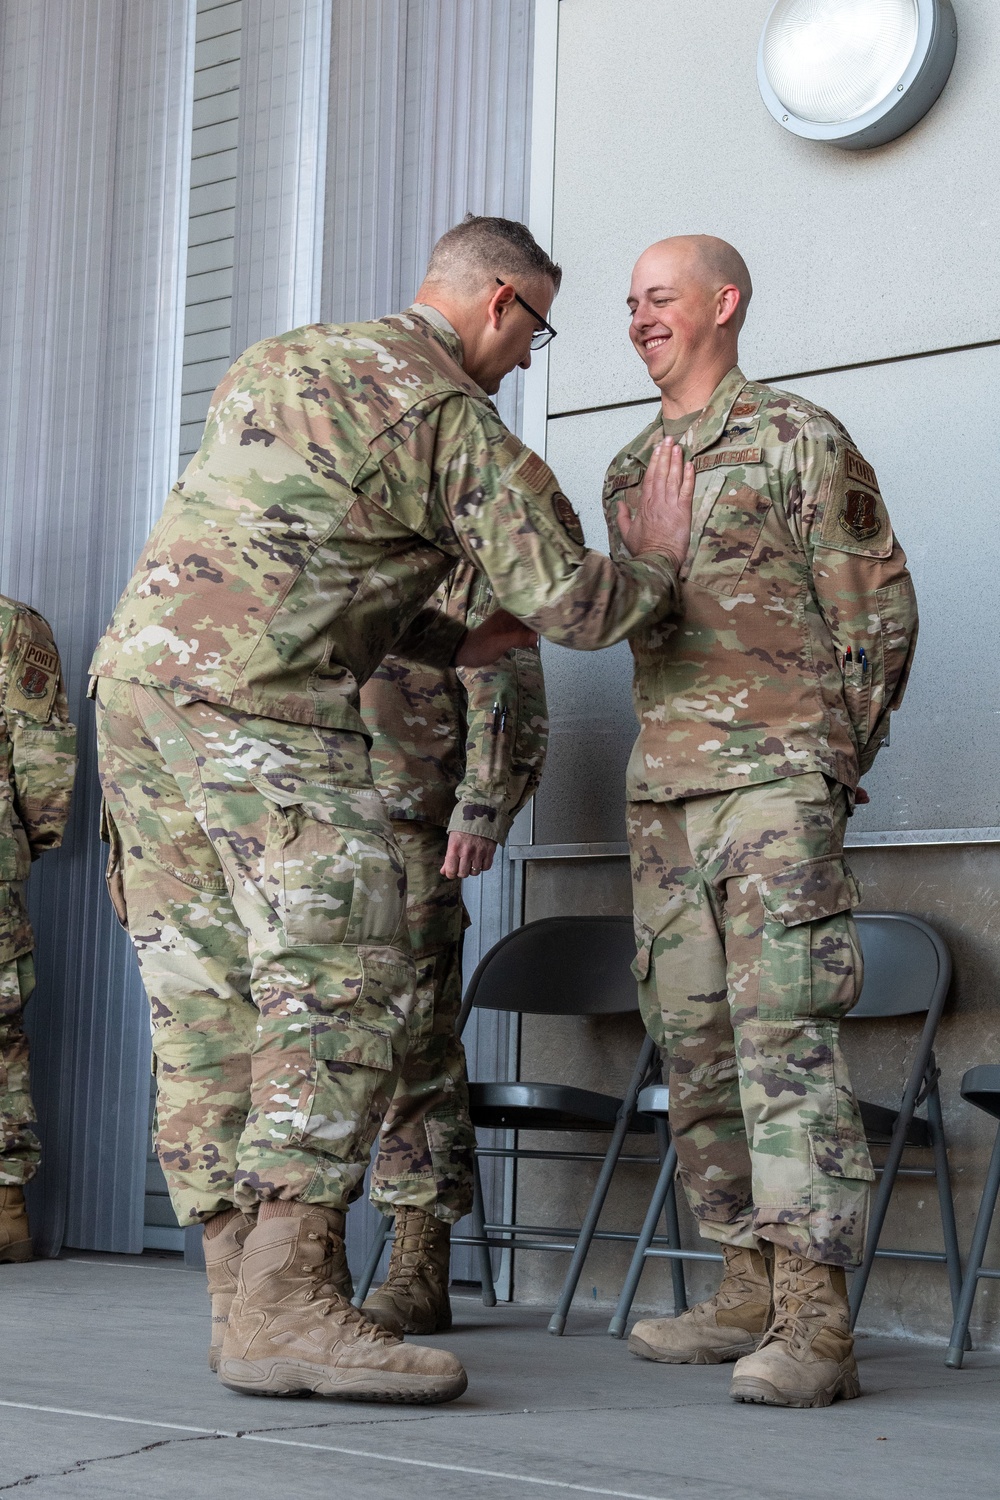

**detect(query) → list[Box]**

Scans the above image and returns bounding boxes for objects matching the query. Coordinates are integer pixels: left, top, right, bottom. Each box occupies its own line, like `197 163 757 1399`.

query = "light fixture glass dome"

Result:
762 0 919 124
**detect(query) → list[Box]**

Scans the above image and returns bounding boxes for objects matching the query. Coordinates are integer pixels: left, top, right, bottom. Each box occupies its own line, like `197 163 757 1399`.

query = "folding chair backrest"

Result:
460 915 638 1024
846 911 952 1021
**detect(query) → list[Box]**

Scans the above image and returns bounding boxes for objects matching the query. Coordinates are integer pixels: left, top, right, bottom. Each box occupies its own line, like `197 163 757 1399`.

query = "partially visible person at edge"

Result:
356 561 546 1337
0 597 76 1263
89 214 695 1406
603 235 918 1409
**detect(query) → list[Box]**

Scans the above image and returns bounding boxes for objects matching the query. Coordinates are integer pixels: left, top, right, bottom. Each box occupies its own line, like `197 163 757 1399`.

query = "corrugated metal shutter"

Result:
179 0 243 469
143 0 243 1253
0 0 194 1256
323 0 535 1291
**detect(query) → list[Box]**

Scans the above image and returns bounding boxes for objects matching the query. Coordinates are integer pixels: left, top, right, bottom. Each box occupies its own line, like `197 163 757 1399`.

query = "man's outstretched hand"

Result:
455 609 538 667
617 436 695 570
442 831 498 880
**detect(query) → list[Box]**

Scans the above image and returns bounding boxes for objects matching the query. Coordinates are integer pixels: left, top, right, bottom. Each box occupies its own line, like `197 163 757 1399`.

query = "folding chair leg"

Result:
663 1168 688 1316
351 1213 392 1307
947 1124 1000 1368
926 1073 964 1320
471 1153 497 1308
654 1114 687 1316
849 1087 920 1327
549 1034 657 1336
607 1140 678 1337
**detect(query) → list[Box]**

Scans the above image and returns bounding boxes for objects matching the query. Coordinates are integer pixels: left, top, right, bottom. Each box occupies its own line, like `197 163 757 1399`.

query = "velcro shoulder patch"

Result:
693 446 762 474
6 639 61 721
552 492 585 547
818 449 893 558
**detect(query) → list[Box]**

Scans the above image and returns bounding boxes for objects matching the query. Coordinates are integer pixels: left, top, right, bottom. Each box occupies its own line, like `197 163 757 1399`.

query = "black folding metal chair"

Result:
607 910 961 1337
353 915 680 1332
946 1066 1000 1368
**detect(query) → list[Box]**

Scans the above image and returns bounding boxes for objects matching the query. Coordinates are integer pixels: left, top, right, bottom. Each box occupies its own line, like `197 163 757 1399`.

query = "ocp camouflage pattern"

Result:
369 824 474 1223
95 679 416 1221
603 366 918 801
629 773 873 1267
91 306 676 732
361 560 547 842
0 597 75 1182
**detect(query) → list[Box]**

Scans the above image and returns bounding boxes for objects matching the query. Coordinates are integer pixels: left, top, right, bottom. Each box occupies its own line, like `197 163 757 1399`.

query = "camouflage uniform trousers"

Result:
628 772 874 1268
369 822 475 1224
95 680 416 1224
0 948 39 1185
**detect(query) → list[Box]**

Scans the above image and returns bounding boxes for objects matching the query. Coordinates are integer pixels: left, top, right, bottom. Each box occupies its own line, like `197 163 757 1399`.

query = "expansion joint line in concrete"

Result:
0 1399 675 1500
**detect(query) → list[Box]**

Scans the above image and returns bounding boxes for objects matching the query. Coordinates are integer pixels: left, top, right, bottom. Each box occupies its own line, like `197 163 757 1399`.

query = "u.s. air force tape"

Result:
693 446 762 473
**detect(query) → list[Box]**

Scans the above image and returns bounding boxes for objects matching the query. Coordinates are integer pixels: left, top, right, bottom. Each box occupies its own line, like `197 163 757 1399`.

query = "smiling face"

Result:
626 237 747 411
627 243 723 389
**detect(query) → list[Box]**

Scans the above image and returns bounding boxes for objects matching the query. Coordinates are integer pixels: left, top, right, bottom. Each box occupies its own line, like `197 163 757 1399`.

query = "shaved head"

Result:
627 236 753 415
639 236 752 329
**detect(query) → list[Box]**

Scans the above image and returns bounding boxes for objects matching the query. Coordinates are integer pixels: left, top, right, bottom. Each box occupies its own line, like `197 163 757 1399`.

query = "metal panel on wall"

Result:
0 0 195 1255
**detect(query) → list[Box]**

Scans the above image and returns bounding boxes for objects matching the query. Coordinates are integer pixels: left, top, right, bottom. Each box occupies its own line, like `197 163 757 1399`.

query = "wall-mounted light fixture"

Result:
758 0 957 149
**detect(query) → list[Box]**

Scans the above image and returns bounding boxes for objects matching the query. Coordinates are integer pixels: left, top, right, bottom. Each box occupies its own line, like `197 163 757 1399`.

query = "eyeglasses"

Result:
495 278 557 350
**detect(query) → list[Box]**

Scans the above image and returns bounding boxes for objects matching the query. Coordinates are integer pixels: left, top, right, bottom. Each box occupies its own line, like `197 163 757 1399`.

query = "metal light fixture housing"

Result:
758 0 958 150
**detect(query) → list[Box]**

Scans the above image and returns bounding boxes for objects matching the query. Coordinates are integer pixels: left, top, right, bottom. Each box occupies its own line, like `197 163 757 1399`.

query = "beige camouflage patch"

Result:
7 642 60 721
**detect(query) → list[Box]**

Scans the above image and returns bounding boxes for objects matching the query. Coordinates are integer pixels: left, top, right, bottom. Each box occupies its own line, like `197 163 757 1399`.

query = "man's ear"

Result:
488 280 516 331
716 284 741 328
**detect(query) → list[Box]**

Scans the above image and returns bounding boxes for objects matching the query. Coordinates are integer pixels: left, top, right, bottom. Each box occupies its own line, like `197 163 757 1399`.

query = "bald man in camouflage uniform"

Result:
90 215 692 1404
359 560 546 1335
0 598 76 1262
608 237 917 1408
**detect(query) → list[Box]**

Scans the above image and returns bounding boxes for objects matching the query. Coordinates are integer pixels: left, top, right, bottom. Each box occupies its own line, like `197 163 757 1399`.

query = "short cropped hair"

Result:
424 215 562 296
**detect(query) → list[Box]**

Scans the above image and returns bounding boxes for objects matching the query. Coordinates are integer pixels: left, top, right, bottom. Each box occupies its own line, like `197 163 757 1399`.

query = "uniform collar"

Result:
409 303 466 366
684 365 749 456
616 365 750 472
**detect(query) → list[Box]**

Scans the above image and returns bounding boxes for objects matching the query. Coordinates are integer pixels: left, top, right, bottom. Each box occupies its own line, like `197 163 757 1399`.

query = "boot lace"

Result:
756 1255 829 1354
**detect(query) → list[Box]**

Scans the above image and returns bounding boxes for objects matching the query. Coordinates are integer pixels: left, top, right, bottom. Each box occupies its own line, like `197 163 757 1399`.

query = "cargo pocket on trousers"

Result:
258 785 407 950
757 856 862 1021
759 856 861 929
282 946 412 1161
99 798 129 930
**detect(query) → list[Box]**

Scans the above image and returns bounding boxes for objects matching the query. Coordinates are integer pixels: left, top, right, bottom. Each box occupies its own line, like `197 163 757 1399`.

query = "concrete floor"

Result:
1 1255 998 1499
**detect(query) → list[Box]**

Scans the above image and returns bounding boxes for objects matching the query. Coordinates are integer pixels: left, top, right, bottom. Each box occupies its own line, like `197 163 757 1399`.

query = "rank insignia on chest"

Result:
840 488 882 542
730 400 760 420
7 640 60 721
552 492 585 547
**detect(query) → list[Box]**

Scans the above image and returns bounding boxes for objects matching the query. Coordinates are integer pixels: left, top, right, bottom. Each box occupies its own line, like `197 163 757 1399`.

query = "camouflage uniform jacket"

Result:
360 560 547 842
604 366 918 801
90 308 676 734
0 597 77 961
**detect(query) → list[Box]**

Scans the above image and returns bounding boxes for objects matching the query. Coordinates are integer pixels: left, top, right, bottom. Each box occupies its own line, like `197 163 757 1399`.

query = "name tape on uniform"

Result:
693 446 762 474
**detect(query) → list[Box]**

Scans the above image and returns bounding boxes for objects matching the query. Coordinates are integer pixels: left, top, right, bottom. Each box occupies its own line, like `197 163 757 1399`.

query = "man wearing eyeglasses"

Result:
90 214 694 1405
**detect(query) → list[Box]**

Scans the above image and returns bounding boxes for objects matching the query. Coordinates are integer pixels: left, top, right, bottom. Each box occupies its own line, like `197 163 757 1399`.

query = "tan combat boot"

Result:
218 1202 467 1404
204 1209 256 1373
729 1248 861 1408
628 1244 771 1364
0 1186 33 1263
362 1206 452 1336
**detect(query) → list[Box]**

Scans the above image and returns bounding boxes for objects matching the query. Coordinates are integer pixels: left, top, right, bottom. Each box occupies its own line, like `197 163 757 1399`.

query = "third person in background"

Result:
359 561 546 1334
605 236 918 1408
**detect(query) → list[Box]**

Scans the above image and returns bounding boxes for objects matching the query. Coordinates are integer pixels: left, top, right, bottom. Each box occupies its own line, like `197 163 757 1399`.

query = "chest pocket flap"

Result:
686 463 774 596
